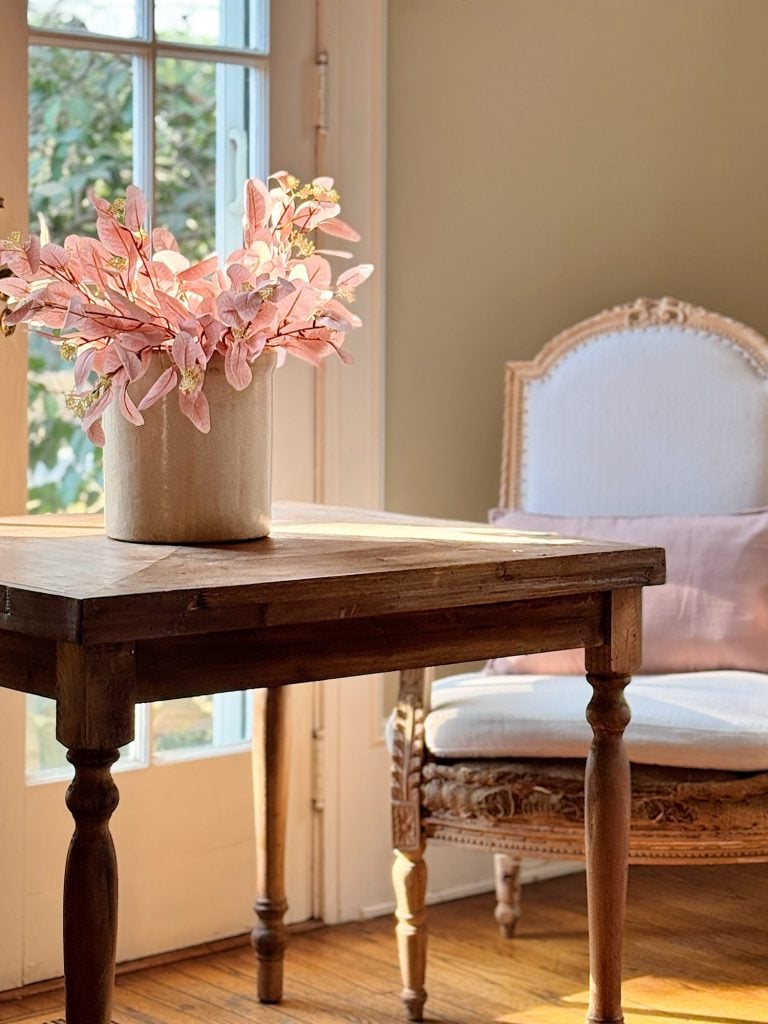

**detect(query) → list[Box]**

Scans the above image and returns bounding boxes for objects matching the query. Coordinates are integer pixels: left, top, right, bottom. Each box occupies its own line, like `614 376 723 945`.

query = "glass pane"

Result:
27 45 132 513
28 0 137 38
155 0 259 49
155 57 218 260
26 695 139 778
152 697 214 754
156 57 257 259
156 0 223 46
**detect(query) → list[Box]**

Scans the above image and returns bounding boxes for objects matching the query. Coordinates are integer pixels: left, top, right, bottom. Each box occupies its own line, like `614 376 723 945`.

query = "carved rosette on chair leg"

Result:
251 686 290 1003
63 748 121 1024
494 853 522 937
583 588 639 1024
393 844 428 1022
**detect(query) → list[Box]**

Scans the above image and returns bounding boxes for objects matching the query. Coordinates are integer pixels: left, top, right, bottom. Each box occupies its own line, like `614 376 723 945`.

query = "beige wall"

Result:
385 0 768 522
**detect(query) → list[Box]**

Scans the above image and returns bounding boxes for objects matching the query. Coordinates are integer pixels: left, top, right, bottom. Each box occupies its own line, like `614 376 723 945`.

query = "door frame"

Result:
311 0 389 925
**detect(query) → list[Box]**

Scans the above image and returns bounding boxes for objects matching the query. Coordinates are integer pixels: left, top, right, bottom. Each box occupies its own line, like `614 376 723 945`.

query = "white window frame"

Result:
28 0 269 254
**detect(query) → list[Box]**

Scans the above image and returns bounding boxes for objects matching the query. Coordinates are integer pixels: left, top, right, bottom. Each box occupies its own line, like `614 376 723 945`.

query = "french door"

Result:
0 0 320 988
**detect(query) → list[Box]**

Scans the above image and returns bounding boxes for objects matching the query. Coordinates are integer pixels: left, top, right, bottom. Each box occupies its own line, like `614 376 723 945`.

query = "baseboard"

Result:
0 918 325 1003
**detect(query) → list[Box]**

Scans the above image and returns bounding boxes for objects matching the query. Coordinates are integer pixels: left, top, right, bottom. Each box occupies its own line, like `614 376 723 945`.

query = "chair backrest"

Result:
501 296 768 515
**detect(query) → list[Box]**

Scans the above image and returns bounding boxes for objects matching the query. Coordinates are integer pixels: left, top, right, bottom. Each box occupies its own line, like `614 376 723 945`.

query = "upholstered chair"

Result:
389 296 768 1021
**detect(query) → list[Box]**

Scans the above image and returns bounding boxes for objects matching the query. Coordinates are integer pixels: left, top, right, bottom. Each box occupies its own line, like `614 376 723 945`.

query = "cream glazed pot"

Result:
103 349 277 543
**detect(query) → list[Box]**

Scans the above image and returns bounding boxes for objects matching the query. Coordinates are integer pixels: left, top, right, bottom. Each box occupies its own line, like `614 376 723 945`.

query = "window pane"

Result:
151 693 252 757
155 0 224 46
26 695 140 779
27 45 132 513
28 0 137 38
155 0 266 51
155 57 218 260
156 57 258 259
152 697 213 753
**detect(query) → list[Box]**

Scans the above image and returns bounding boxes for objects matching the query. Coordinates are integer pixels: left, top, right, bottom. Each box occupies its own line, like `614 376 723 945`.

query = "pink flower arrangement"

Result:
0 173 373 442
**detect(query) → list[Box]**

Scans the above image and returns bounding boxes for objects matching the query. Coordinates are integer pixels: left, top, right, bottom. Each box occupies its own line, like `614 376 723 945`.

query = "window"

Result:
25 0 268 779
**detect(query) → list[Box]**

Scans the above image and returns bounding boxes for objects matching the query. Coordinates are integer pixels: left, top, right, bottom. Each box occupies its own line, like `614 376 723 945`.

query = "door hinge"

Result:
316 51 329 137
311 725 325 812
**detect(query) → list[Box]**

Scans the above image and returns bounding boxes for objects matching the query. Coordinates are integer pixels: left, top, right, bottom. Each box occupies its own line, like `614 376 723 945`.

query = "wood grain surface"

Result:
2 864 766 1023
0 503 665 644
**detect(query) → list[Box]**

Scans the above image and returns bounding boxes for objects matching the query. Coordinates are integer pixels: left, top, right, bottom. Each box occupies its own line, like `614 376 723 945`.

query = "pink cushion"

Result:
488 508 768 675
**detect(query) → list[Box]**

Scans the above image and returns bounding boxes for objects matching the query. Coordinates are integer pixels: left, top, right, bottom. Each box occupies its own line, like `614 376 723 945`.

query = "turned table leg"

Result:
55 641 136 1024
63 748 121 1024
584 589 641 1024
252 686 290 1003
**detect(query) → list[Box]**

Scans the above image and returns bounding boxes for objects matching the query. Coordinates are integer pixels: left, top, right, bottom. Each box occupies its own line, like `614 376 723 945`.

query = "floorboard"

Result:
3 864 767 1024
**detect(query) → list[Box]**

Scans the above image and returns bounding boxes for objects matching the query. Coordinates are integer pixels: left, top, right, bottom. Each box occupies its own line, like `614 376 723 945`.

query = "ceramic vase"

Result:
103 350 277 544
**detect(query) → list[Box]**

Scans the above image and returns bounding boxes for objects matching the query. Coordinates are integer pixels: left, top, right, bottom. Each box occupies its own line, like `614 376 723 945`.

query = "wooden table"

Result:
0 502 664 1024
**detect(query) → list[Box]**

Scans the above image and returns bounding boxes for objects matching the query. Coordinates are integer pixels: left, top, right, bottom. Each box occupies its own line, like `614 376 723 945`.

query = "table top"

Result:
0 502 665 645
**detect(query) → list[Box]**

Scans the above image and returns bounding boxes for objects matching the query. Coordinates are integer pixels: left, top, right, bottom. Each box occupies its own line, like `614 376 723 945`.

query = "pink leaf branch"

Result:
3 173 372 438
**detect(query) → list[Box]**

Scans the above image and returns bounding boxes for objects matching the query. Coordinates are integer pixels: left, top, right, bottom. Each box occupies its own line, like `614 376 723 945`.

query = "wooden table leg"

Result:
55 641 136 1024
63 748 120 1024
252 686 290 1003
584 588 641 1024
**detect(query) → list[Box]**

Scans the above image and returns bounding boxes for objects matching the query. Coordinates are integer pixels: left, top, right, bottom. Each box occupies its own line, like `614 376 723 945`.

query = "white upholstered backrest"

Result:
502 298 768 515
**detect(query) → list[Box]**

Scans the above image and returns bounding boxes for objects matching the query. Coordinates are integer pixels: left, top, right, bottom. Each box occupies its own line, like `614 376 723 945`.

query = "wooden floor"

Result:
2 864 767 1024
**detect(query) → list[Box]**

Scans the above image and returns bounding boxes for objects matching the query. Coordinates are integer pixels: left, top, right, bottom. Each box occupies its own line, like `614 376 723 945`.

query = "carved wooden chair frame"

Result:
390 296 768 1021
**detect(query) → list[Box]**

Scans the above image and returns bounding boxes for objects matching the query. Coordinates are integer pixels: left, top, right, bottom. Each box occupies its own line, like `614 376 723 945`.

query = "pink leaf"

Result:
225 342 253 391
303 254 332 288
115 342 143 380
0 276 31 297
277 280 317 323
315 248 353 259
40 243 69 272
179 387 210 433
243 179 270 242
292 200 341 233
172 330 202 369
117 380 145 426
152 227 179 252
124 185 148 232
318 297 362 329
82 386 114 434
88 190 112 215
178 254 219 283
217 289 263 327
4 296 45 326
138 366 178 410
86 419 106 446
336 263 374 289
96 216 135 259
270 170 293 190
74 347 98 391
104 287 155 324
318 217 361 242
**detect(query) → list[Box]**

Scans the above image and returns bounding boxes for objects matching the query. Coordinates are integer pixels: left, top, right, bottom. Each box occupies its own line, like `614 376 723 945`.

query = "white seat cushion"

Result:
415 670 768 771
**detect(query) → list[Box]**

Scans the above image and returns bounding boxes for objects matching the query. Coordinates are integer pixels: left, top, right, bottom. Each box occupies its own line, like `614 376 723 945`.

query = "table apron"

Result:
134 591 606 700
0 590 608 703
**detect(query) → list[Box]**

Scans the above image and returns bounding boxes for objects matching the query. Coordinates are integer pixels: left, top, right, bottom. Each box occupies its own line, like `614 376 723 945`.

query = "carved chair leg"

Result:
252 686 290 1003
494 853 522 938
393 844 428 1022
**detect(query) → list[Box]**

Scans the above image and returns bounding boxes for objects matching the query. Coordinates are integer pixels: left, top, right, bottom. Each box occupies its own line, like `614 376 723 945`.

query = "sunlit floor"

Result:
2 863 767 1024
